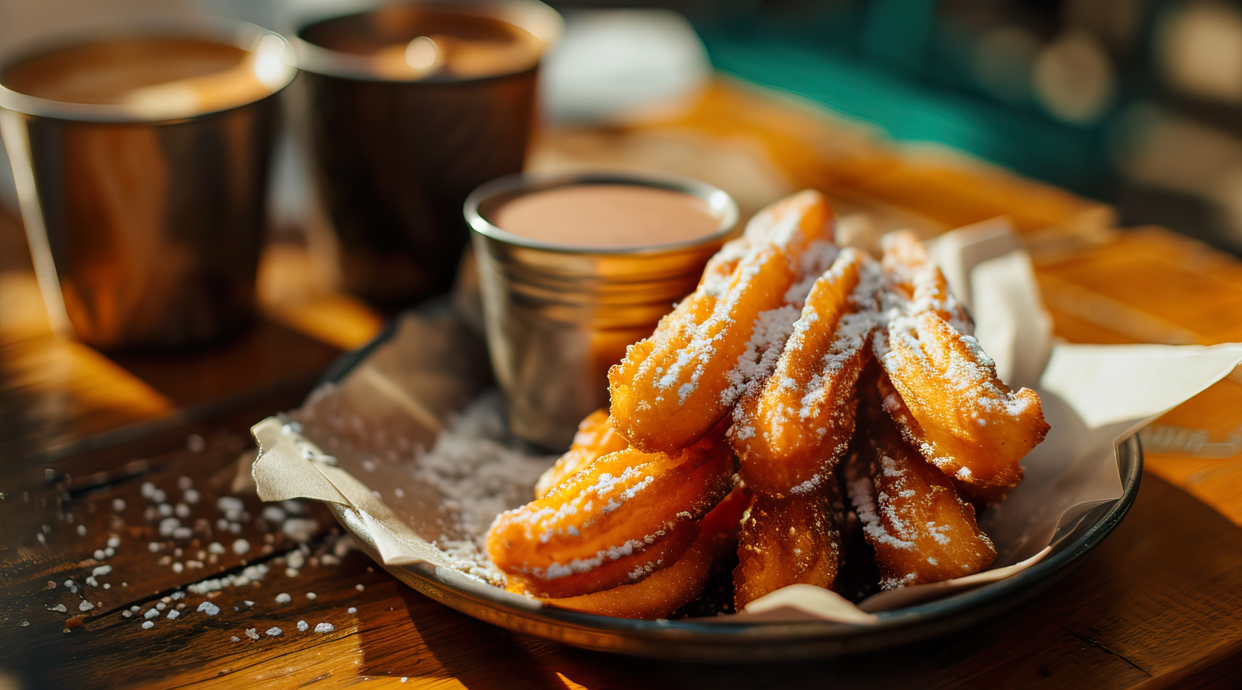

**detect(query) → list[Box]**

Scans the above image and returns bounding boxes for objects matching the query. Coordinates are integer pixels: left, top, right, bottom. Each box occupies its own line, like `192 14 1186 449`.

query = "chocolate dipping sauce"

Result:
299 6 544 80
1 37 280 114
491 184 722 249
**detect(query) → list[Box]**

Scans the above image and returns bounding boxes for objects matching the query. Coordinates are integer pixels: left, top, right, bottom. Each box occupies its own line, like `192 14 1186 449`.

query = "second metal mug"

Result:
293 0 563 306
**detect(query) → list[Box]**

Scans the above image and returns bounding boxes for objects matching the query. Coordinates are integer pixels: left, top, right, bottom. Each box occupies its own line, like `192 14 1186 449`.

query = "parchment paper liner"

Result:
252 221 1242 624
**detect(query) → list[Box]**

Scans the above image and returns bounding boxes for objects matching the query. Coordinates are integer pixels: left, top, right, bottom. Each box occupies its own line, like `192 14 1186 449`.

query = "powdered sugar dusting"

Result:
719 240 850 408
408 392 557 582
881 313 1031 420
721 304 801 406
796 256 881 422
847 468 915 553
731 250 881 455
744 190 824 250
784 240 839 304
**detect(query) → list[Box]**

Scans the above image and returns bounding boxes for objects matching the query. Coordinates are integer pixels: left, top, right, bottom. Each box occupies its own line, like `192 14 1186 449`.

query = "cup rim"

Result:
291 0 564 83
464 170 741 256
0 17 298 123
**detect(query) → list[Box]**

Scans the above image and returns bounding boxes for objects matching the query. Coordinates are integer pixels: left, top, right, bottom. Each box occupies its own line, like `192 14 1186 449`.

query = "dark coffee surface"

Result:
1 37 274 111
300 6 544 79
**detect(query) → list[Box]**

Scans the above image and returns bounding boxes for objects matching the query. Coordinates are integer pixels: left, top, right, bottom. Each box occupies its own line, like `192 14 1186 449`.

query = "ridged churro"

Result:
541 488 749 619
486 423 734 598
733 479 844 609
846 388 996 590
875 231 1049 496
729 248 879 495
608 190 835 454
535 409 629 499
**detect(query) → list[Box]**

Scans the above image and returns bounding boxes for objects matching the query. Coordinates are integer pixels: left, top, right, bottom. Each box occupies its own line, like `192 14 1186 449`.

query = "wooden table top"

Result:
4 80 1242 689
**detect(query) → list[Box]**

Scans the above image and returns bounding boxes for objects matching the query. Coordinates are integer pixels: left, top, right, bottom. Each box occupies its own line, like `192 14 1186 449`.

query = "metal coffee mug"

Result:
0 19 297 350
293 0 563 306
465 171 739 449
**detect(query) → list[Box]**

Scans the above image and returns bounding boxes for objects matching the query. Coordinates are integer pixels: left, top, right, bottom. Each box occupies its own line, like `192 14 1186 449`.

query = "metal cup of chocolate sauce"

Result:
465 171 739 449
0 19 297 350
293 1 563 307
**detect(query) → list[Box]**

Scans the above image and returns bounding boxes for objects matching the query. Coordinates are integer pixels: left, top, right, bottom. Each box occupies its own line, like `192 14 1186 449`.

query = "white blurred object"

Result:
541 9 711 126
1158 0 1242 104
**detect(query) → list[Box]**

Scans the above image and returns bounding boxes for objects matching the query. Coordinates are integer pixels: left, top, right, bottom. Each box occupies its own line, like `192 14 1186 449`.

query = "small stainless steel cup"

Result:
465 171 739 449
293 1 563 307
0 19 297 350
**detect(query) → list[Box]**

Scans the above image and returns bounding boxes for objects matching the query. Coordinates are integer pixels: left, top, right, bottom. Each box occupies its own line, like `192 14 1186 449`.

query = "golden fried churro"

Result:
729 248 879 495
875 231 1049 494
542 488 749 619
733 479 844 609
535 409 629 499
486 424 735 598
846 392 996 590
609 190 835 454
878 230 970 329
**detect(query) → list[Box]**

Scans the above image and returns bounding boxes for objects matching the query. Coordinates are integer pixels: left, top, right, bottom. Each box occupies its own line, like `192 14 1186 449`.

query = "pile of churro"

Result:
485 190 1050 618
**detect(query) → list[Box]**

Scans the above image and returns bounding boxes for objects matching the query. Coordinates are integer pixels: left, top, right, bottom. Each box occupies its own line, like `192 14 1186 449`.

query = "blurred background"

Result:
4 0 1242 254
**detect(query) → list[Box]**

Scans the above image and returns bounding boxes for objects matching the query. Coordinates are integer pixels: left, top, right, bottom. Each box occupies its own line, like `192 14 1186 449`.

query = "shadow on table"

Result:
351 583 575 689
1 314 343 466
106 316 343 409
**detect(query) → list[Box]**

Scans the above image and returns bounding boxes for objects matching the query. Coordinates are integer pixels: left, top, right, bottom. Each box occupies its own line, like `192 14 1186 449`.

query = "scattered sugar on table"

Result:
286 550 306 570
187 434 205 453
282 518 319 543
197 602 220 616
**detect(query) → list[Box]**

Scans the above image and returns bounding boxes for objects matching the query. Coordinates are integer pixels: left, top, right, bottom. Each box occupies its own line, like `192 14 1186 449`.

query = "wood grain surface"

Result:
4 81 1242 689
2 422 1240 690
